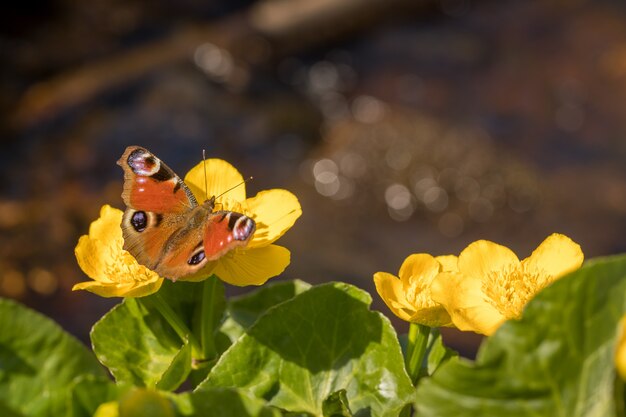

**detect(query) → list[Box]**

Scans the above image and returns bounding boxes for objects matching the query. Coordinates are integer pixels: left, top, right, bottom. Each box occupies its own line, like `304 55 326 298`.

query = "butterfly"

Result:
117 146 256 280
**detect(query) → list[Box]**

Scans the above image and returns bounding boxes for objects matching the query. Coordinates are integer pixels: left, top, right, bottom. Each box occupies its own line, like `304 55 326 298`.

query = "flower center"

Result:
405 277 437 310
482 264 552 319
101 238 155 284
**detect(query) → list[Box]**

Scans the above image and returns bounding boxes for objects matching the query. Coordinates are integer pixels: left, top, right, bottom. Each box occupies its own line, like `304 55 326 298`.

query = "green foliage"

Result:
221 280 311 342
173 388 282 417
0 298 111 417
5 254 626 417
119 388 175 417
322 390 353 417
155 340 192 391
425 329 457 376
91 297 187 388
415 255 626 416
200 282 414 417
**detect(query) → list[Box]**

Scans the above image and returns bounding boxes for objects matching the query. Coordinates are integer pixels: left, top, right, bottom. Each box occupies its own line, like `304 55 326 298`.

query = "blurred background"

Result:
2 0 626 357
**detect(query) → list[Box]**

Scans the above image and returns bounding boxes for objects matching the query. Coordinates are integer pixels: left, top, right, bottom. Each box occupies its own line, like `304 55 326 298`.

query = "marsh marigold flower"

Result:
74 158 301 296
73 205 164 297
431 233 584 335
181 158 301 285
374 254 457 327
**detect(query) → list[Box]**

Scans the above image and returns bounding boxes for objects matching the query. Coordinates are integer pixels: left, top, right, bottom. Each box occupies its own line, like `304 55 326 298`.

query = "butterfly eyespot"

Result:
188 250 206 265
130 211 147 232
127 149 160 176
233 216 256 241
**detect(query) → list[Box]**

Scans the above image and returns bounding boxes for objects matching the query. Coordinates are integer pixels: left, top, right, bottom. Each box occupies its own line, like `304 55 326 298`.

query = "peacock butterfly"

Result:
117 146 255 280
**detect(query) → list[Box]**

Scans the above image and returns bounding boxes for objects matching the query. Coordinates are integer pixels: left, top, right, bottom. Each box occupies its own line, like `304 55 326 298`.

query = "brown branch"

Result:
11 0 416 129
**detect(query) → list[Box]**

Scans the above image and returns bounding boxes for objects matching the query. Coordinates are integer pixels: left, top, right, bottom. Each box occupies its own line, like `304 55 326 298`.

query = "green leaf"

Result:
425 329 457 376
154 278 227 358
156 278 226 358
0 401 25 417
199 282 414 417
91 279 228 390
399 329 458 379
415 255 626 416
91 298 184 388
156 340 192 391
0 298 108 417
119 388 175 417
196 278 226 360
221 280 311 343
201 280 310 388
322 390 353 417
70 374 119 417
229 280 312 329
173 388 281 417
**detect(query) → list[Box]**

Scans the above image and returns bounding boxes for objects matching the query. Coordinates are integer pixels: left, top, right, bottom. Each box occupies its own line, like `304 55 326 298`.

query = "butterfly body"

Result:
117 146 255 280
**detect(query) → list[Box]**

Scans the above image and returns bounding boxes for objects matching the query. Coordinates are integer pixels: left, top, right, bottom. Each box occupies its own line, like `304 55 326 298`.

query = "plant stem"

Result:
147 293 202 355
406 323 430 385
200 278 219 359
400 323 431 417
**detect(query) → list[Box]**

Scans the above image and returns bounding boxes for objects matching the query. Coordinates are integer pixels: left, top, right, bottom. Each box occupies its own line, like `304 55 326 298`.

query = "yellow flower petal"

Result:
616 316 626 381
431 272 505 335
184 159 246 204
436 255 458 272
374 272 415 321
458 240 519 282
75 236 109 283
245 189 302 248
522 233 584 279
89 205 125 243
72 278 163 298
407 307 453 328
375 254 453 327
399 254 440 286
94 401 119 417
213 245 290 286
74 205 164 297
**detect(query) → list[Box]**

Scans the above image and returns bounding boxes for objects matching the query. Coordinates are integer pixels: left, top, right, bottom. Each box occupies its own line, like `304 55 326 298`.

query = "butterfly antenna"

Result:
216 176 254 200
202 149 208 201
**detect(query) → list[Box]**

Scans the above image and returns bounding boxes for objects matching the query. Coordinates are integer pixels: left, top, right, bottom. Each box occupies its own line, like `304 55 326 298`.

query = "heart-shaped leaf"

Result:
0 298 110 417
90 278 227 390
91 297 184 388
199 282 414 417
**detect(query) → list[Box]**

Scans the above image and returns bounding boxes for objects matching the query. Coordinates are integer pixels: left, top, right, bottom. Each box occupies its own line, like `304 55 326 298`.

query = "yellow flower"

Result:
374 254 457 327
431 233 584 335
76 157 301 293
73 205 164 297
616 316 626 380
180 158 301 286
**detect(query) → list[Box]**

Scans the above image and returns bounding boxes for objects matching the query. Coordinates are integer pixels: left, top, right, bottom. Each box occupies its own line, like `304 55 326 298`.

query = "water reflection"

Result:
306 110 541 233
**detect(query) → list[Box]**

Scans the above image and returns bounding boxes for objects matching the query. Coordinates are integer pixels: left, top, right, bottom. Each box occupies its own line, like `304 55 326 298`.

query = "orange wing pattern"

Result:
203 211 256 261
118 146 197 213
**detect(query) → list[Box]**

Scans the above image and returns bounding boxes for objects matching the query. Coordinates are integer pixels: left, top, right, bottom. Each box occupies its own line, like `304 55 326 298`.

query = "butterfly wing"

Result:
117 146 256 281
118 146 206 277
203 211 256 261
118 146 198 213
